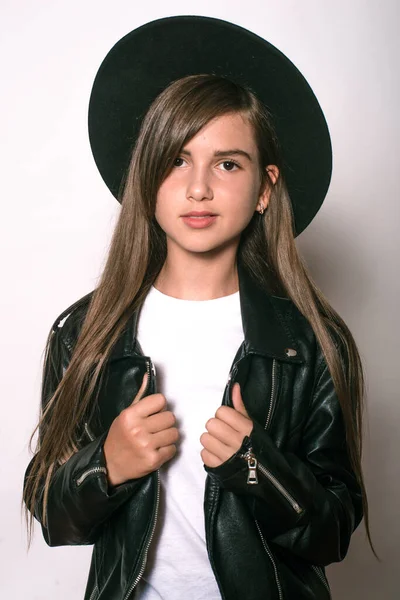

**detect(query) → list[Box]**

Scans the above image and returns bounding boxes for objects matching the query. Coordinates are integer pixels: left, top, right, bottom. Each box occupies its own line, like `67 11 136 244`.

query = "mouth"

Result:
181 212 218 217
180 213 218 229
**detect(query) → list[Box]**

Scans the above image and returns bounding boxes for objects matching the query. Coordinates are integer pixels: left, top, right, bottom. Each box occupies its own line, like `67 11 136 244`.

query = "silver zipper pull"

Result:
241 448 259 485
247 454 258 484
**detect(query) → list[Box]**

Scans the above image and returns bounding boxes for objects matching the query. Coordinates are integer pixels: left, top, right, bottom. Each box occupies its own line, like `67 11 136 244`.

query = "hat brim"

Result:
88 15 332 236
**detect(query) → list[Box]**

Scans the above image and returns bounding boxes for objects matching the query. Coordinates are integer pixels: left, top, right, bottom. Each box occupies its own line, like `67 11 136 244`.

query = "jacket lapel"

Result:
237 259 304 363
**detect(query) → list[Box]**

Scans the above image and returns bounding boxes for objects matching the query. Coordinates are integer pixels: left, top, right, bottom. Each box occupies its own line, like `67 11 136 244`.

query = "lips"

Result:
181 213 218 229
181 211 217 217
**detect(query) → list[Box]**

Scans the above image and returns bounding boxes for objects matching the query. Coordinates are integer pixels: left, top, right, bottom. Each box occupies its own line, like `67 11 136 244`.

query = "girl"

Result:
23 16 377 600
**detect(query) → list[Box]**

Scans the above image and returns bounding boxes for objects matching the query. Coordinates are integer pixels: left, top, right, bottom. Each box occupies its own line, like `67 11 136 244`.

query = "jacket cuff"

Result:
204 420 311 531
44 433 147 546
203 434 251 485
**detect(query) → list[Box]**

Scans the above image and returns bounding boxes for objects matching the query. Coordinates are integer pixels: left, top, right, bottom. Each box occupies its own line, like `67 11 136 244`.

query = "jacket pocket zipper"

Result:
241 358 303 515
240 448 303 515
76 466 108 487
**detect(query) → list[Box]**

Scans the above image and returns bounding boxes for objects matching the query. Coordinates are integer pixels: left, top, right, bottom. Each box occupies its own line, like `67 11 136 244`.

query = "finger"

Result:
200 432 233 463
157 443 177 464
131 372 149 406
214 405 252 435
146 410 176 433
231 382 250 418
201 448 221 468
134 393 167 418
153 427 180 449
205 417 243 448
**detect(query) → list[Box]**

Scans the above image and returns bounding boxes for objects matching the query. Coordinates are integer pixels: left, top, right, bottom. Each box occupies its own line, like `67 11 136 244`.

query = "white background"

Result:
1 0 399 598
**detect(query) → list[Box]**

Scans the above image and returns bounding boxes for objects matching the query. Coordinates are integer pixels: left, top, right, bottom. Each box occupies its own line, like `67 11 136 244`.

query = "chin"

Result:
178 237 239 256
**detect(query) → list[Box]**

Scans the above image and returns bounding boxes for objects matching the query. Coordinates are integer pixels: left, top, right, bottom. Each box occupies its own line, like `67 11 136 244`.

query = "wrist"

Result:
102 437 122 488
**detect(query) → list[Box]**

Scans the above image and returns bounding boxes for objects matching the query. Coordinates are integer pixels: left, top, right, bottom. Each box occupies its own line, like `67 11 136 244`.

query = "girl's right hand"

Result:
103 372 179 487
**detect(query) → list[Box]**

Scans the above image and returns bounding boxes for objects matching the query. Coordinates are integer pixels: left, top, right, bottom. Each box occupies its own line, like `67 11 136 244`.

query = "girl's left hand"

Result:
200 382 254 467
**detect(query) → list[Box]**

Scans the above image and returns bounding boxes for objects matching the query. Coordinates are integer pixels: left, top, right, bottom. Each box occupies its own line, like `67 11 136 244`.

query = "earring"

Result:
258 205 265 215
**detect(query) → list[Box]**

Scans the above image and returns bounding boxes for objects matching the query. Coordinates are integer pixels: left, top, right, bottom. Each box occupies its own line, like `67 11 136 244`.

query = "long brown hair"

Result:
23 73 378 558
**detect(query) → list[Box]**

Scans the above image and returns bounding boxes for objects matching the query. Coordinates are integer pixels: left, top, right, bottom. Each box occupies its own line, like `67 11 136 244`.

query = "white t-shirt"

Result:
134 284 244 600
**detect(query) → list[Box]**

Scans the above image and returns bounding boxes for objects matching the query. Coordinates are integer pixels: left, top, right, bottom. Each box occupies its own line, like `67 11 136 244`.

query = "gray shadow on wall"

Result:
296 213 370 313
296 215 390 598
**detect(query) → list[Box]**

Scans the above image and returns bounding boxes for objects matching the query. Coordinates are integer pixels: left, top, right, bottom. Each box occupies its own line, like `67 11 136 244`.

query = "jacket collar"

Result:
115 259 304 364
236 259 304 363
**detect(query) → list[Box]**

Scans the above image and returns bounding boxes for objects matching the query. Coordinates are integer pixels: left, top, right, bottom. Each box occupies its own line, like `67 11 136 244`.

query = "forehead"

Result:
184 112 256 149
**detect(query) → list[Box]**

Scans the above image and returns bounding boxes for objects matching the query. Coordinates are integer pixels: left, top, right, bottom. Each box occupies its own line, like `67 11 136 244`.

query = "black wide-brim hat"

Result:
88 15 332 236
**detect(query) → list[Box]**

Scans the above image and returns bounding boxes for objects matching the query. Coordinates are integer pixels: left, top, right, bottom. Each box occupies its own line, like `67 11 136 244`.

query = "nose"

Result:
186 165 214 201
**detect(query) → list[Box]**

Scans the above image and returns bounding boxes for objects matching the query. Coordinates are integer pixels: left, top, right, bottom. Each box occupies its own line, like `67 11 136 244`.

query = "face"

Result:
155 112 278 257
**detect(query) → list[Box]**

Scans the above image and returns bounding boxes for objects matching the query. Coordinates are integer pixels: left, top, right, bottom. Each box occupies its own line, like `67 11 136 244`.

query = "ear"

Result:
257 164 279 212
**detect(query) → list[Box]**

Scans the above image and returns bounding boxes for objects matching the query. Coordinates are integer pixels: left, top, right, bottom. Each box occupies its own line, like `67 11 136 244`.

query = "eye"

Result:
171 157 241 171
219 160 240 171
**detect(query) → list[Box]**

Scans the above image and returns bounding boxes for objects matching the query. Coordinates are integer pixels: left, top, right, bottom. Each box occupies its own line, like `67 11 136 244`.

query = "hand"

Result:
103 372 179 486
200 382 253 468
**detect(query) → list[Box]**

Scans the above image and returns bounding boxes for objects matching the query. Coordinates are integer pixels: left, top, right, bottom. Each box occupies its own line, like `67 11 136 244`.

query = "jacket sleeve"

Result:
204 354 364 567
23 321 148 547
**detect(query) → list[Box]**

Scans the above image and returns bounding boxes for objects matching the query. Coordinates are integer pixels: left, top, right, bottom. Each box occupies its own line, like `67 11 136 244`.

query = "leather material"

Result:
24 261 363 599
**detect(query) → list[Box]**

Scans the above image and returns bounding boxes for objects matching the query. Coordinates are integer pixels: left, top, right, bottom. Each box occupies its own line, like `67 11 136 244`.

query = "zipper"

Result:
208 356 285 600
123 469 161 599
123 357 160 600
255 520 283 600
134 338 157 382
144 357 156 394
311 565 331 597
88 584 99 600
240 448 303 515
228 357 277 428
247 360 284 600
244 451 258 484
76 466 107 487
264 358 277 430
85 421 95 442
258 460 303 514
239 359 303 515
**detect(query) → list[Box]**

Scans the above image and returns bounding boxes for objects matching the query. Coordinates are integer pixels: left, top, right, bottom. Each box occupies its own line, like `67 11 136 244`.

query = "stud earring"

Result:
258 205 265 215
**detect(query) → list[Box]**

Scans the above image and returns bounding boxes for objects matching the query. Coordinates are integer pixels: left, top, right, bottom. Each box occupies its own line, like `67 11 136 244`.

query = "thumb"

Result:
232 382 250 419
131 372 149 405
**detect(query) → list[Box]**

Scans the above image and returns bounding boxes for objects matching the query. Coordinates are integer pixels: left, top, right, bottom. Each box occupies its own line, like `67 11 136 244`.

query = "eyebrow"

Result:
180 148 253 162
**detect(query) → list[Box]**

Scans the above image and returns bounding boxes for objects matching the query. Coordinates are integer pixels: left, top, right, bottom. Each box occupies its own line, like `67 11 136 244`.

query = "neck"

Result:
154 247 239 300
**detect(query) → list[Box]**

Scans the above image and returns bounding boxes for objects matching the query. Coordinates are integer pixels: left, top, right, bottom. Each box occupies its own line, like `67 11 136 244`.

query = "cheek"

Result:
155 175 181 204
154 187 171 223
233 185 260 218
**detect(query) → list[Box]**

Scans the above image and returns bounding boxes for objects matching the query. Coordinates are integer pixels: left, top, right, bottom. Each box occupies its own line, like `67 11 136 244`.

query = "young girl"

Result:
23 16 377 600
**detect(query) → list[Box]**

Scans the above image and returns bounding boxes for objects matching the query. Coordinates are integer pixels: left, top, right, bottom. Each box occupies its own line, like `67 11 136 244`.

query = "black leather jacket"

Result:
24 262 363 600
